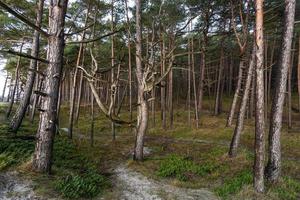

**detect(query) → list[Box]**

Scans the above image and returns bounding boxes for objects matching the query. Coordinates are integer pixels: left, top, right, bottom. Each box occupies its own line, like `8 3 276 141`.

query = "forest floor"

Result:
0 99 300 199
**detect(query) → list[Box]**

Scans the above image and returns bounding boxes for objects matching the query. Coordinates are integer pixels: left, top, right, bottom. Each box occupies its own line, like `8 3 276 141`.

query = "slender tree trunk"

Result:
133 0 148 161
187 37 191 125
111 0 116 140
161 33 166 129
265 0 295 182
68 7 89 139
198 47 206 112
1 73 8 101
30 74 43 123
90 84 94 147
214 45 224 115
226 55 245 127
6 43 24 119
10 0 44 132
254 0 265 192
75 70 83 123
229 43 256 157
32 0 68 173
298 36 300 112
287 37 295 128
125 0 132 121
191 37 199 128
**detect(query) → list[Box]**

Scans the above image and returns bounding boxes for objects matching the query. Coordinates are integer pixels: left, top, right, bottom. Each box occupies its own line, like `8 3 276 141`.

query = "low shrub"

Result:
214 169 252 199
55 170 106 199
157 154 218 181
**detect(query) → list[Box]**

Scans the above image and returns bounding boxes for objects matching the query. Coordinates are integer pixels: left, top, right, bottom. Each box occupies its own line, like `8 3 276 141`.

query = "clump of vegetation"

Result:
157 154 218 181
214 170 252 199
51 137 110 199
55 170 107 199
0 137 35 170
273 176 300 200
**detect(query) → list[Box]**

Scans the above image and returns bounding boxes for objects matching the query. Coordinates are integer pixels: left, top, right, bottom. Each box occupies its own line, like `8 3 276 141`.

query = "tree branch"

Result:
66 29 124 44
0 49 49 63
0 1 49 37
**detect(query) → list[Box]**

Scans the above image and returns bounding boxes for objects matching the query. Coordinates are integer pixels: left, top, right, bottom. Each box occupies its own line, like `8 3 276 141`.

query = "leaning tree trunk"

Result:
32 0 68 173
226 55 245 127
266 0 295 182
229 43 255 157
10 0 44 132
6 43 23 119
254 0 265 192
133 0 148 161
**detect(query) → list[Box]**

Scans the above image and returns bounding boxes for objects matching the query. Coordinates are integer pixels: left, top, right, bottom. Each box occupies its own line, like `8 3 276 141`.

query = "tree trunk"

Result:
229 43 256 157
125 0 132 121
298 36 300 112
32 0 68 173
265 0 295 183
68 7 89 139
226 55 245 127
160 33 166 129
187 37 191 125
254 0 265 192
133 0 148 161
191 37 199 128
75 70 83 123
10 0 44 132
30 74 43 123
214 45 224 115
6 43 24 119
1 73 8 101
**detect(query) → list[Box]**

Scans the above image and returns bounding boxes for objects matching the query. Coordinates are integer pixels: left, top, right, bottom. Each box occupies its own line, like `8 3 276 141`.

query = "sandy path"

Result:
114 165 219 200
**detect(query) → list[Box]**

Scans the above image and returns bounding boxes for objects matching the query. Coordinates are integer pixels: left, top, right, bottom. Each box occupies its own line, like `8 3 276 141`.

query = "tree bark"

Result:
133 0 148 161
226 55 245 127
254 0 265 192
10 0 44 132
32 0 68 173
229 43 256 157
265 0 295 183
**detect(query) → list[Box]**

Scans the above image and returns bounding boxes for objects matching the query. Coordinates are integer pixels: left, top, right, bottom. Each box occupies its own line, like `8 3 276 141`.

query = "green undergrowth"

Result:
157 154 220 181
0 122 109 199
272 176 300 200
214 169 252 199
0 135 35 170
